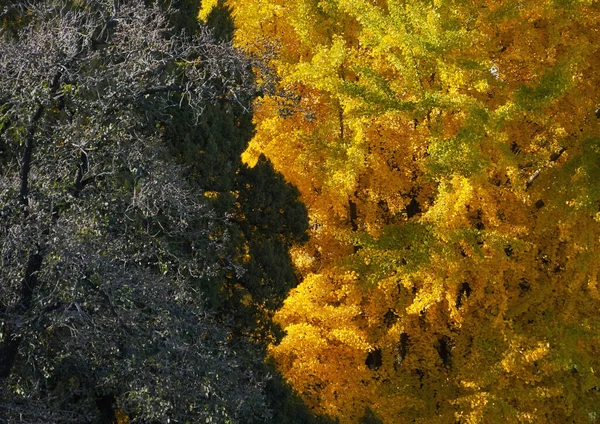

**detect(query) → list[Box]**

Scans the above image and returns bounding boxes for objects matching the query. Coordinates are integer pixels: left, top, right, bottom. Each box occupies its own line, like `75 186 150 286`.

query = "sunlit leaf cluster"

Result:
225 0 600 421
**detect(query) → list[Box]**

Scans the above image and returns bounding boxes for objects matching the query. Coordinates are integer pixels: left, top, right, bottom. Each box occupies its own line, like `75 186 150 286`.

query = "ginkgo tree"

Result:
221 0 600 422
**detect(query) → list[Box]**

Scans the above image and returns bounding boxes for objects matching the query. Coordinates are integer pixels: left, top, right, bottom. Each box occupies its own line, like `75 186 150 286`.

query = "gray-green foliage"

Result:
0 1 273 422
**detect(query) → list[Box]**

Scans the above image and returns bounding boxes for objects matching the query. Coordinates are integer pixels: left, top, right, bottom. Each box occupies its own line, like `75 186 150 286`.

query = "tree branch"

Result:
19 72 62 214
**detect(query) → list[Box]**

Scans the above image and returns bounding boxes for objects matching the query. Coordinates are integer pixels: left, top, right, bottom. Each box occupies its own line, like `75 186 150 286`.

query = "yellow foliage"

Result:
229 0 600 421
115 409 129 424
197 0 218 22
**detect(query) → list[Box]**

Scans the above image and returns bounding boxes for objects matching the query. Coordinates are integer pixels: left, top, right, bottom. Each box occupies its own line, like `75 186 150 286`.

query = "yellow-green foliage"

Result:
229 0 600 422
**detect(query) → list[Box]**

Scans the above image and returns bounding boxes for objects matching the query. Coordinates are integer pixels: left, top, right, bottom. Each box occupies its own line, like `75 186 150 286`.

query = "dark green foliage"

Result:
161 0 309 316
237 155 309 245
234 156 309 310
164 101 253 192
168 0 202 33
206 1 236 42
263 359 338 424
359 408 384 424
0 0 34 37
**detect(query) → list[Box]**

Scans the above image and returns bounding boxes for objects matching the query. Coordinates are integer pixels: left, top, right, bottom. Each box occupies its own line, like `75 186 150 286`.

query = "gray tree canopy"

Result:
0 1 286 422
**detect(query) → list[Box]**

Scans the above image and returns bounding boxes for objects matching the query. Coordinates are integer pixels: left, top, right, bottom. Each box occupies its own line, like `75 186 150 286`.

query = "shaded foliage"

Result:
0 0 310 422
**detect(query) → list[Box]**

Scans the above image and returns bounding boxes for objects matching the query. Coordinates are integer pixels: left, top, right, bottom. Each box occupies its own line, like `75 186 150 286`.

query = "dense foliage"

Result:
225 0 600 422
6 0 600 422
0 1 314 422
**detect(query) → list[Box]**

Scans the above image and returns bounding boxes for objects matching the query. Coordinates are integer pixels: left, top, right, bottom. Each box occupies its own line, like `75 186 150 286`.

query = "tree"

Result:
0 1 288 421
225 0 600 422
